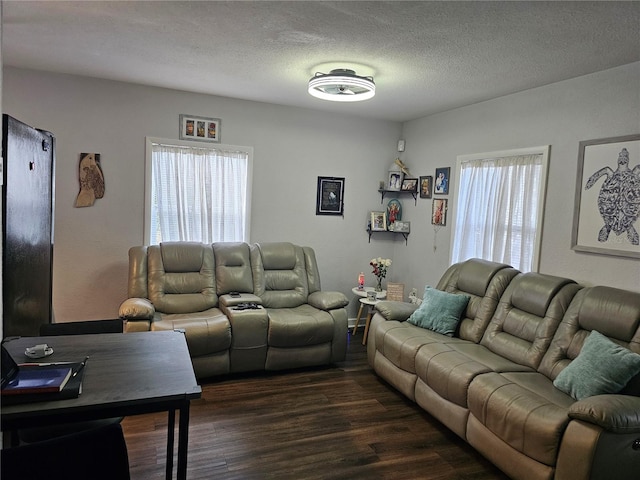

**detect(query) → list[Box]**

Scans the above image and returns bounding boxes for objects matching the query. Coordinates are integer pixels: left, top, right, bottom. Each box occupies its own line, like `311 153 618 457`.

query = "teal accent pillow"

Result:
407 286 470 336
553 330 640 401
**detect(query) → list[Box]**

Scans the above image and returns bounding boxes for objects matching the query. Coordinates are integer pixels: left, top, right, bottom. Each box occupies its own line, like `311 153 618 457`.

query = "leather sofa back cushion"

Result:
213 242 254 294
254 243 308 308
481 273 580 369
539 286 640 380
148 243 217 314
437 259 519 344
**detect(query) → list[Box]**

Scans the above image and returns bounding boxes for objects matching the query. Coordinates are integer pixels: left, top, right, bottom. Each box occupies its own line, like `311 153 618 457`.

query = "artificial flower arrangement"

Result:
370 257 392 291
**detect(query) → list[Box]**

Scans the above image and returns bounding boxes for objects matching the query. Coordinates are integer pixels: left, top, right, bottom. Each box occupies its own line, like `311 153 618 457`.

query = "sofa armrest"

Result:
119 298 155 320
307 291 349 311
569 394 640 433
374 301 417 322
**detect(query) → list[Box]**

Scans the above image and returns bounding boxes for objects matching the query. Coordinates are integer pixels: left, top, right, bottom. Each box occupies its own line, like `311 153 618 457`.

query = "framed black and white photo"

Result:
179 114 221 143
434 167 450 195
316 176 345 216
394 221 411 233
572 134 640 258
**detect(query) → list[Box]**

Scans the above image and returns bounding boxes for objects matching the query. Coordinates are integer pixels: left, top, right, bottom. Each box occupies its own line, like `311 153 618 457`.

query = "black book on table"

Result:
1 344 85 405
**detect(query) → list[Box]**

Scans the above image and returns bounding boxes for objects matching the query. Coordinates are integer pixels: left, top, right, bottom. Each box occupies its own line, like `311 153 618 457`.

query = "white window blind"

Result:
145 139 251 245
451 147 549 272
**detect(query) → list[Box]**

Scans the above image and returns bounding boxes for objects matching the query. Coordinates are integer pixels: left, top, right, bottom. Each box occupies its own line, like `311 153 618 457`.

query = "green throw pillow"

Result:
553 330 640 401
407 286 470 336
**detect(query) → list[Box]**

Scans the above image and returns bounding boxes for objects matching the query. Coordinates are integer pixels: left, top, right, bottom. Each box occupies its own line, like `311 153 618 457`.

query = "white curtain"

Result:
150 143 248 244
451 154 543 272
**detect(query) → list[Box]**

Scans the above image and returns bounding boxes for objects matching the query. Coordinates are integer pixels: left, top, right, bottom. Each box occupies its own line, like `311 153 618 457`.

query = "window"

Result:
144 138 252 245
450 146 549 272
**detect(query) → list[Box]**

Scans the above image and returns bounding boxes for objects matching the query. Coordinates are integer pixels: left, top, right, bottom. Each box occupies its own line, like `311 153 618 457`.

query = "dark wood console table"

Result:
1 331 201 480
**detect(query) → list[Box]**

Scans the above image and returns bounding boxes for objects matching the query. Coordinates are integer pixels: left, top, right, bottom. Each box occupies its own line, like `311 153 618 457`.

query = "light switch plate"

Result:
397 139 405 152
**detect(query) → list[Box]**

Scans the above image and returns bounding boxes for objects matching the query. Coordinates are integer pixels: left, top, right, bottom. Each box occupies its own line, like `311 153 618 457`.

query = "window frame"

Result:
144 136 253 245
449 145 550 272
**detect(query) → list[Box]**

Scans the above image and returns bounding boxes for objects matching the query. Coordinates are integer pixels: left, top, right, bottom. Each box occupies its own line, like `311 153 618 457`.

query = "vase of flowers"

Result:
370 257 392 292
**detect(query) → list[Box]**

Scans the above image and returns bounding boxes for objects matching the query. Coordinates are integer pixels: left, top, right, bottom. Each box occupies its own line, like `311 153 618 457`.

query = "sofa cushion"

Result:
267 304 335 347
480 273 580 370
468 371 575 466
436 259 519 343
553 330 640 400
407 287 470 336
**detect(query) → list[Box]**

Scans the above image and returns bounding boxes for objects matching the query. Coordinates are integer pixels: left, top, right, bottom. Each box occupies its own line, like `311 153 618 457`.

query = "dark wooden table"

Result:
1 331 201 480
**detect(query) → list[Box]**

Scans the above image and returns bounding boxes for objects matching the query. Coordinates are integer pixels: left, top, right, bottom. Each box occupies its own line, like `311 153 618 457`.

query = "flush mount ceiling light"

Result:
308 69 375 102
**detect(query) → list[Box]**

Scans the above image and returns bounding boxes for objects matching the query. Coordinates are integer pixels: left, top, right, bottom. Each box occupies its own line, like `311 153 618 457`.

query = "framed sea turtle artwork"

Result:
571 134 640 258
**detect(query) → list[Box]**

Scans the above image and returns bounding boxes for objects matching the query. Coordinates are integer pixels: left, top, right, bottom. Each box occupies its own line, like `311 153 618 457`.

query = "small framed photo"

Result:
179 114 221 143
316 176 345 216
370 211 387 231
394 221 411 233
401 177 418 192
432 199 448 226
434 167 450 195
419 176 433 198
387 171 403 191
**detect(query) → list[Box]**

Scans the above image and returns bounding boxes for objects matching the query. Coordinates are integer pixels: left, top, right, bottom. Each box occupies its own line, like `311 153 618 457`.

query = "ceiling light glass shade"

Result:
308 69 375 102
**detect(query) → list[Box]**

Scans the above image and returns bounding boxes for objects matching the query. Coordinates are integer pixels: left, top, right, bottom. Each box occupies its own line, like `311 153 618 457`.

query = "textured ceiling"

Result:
3 1 640 122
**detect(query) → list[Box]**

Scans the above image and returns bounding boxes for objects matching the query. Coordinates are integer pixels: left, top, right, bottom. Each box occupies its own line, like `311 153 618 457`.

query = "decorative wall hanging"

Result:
387 199 402 226
316 176 345 216
434 167 450 195
74 153 104 208
432 198 448 226
179 114 221 143
419 176 433 198
571 134 640 258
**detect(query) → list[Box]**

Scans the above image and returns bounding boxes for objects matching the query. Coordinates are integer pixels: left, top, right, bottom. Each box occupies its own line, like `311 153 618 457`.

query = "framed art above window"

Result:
316 176 345 216
179 114 221 143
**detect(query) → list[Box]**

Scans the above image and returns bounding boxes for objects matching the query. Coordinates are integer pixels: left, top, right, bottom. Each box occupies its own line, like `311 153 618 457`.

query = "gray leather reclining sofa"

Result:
119 242 349 379
368 258 640 480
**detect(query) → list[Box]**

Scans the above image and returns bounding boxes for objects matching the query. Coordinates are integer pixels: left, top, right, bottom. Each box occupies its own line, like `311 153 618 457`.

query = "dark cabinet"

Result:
2 114 55 337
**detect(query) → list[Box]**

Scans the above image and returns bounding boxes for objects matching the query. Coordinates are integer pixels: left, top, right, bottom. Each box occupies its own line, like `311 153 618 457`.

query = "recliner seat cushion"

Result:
267 304 335 347
151 309 231 357
468 371 575 466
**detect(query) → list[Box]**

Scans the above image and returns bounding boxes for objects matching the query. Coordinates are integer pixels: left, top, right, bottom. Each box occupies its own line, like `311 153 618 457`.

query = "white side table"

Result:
351 287 386 345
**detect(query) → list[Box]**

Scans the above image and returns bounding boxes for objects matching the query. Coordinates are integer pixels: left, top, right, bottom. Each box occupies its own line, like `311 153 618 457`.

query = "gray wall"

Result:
3 62 639 323
3 67 401 321
396 62 640 294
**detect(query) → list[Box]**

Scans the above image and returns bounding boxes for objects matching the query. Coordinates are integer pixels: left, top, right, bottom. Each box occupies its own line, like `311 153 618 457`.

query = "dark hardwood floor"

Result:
121 332 509 479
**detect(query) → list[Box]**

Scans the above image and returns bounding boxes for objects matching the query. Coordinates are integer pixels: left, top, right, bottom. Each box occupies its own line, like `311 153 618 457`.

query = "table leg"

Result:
362 308 374 346
166 409 175 480
352 302 365 336
177 401 191 480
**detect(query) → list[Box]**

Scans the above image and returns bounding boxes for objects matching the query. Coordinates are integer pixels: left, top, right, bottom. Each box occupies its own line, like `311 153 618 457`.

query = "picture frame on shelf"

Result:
401 177 418 192
179 114 221 143
315 176 345 216
394 221 411 233
432 199 448 226
387 171 403 191
434 167 450 195
370 211 387 231
571 134 640 258
419 175 433 198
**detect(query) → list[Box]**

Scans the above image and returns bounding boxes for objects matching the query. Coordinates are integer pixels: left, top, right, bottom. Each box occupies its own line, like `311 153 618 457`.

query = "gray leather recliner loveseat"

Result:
119 241 349 379
368 258 640 480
